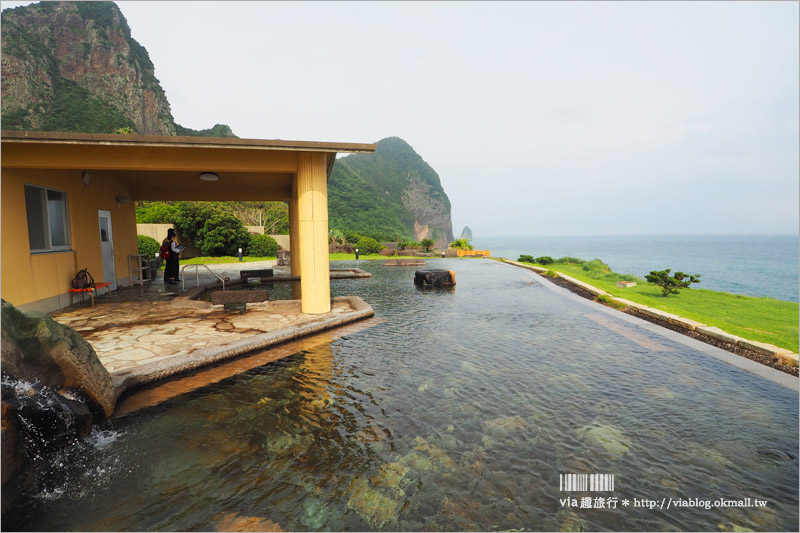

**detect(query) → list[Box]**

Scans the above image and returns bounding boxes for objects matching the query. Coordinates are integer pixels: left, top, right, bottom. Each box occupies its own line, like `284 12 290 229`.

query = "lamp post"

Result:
238 248 243 262
355 248 359 260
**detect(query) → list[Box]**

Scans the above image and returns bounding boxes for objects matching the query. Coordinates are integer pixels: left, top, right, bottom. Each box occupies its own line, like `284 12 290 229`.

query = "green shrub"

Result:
196 212 251 256
248 234 279 257
356 236 383 254
398 240 419 250
137 234 160 257
344 231 362 245
518 254 535 263
135 201 176 223
449 238 474 250
420 238 436 252
535 256 554 265
557 256 586 265
582 258 611 275
597 294 626 309
172 201 230 247
545 269 559 278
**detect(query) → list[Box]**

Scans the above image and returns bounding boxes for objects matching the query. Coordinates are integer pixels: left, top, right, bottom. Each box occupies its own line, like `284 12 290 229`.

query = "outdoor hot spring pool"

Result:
5 259 798 531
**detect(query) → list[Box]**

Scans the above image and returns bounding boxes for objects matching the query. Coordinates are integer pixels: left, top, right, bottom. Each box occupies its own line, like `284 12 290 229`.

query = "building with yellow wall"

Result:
1 131 374 314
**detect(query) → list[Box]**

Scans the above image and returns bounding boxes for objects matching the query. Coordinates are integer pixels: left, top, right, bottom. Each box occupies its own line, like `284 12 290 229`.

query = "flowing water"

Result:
5 260 798 531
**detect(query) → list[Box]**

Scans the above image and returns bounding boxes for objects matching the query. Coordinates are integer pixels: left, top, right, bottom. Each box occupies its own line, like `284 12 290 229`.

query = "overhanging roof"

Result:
1 130 376 201
0 130 376 154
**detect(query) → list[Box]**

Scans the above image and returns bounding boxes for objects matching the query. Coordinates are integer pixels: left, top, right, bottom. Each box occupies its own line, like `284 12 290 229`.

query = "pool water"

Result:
196 279 299 303
5 260 798 531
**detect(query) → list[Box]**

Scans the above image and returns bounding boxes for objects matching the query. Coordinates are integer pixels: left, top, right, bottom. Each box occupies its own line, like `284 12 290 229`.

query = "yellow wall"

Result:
1 168 138 311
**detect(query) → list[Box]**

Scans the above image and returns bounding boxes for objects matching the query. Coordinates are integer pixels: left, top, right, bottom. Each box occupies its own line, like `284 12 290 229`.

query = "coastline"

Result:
501 258 799 376
477 234 800 303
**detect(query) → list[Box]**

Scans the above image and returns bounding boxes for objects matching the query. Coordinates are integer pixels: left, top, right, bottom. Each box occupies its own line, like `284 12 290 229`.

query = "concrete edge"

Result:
110 296 374 402
500 259 799 366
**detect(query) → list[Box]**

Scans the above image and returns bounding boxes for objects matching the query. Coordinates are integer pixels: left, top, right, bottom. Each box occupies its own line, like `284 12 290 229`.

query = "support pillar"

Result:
288 199 300 278
288 199 301 299
296 152 330 314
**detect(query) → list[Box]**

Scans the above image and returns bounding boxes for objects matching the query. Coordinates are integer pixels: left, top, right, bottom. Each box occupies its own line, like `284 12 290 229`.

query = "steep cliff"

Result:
1 2 232 137
329 137 454 247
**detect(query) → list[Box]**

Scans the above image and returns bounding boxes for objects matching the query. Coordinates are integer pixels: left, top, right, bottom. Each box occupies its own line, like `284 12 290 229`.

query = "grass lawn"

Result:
180 256 277 264
157 255 277 271
329 252 433 261
517 260 799 353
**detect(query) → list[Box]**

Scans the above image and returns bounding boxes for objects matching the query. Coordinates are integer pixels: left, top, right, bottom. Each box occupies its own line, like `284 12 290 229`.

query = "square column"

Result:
296 152 330 314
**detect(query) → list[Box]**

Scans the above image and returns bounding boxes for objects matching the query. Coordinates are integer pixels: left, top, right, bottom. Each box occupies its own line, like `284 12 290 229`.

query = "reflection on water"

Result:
5 260 798 531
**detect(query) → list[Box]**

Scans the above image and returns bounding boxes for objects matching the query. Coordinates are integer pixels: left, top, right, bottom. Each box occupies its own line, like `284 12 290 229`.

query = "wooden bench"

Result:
68 282 112 306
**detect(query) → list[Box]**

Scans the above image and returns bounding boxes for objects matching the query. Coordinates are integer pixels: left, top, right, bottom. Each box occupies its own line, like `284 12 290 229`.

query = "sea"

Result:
473 234 799 303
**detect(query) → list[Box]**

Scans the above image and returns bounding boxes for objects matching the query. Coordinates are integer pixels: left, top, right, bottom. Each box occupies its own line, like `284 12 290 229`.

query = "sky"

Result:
2 1 798 237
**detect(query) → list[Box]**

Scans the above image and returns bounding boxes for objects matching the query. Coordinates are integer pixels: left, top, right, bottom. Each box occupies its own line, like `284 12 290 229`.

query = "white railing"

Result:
181 264 225 291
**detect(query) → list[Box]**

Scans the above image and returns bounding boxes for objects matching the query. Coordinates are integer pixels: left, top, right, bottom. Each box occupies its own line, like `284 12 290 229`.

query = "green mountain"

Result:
0 1 233 136
329 137 454 246
2 2 455 243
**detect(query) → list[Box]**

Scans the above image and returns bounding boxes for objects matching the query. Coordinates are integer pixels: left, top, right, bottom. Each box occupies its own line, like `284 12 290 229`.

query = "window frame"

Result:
24 183 73 253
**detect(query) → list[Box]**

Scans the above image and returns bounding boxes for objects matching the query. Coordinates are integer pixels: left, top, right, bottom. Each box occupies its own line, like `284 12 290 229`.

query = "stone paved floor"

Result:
51 261 355 374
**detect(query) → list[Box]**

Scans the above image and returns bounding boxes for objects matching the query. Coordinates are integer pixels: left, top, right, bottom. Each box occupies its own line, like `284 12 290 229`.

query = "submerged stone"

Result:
577 424 631 457
370 461 409 491
557 509 587 532
214 511 285 532
482 415 527 437
300 498 330 530
347 478 399 528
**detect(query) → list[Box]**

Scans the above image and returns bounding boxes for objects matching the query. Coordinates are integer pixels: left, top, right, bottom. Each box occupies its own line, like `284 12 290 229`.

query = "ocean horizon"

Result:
473 234 799 303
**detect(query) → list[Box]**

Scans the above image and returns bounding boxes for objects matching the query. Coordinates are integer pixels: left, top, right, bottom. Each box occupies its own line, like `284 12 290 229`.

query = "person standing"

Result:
162 228 182 284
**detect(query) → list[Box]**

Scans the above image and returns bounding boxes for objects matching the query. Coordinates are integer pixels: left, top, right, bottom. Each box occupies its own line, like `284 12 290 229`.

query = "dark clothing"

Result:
165 256 180 282
163 238 180 282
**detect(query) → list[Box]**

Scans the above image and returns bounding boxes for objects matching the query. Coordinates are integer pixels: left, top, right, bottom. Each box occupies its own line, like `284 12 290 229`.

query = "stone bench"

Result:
240 269 273 281
211 290 270 308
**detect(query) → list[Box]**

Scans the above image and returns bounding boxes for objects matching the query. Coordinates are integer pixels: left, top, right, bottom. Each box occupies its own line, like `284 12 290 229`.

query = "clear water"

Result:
476 234 800 302
197 280 298 302
6 260 798 531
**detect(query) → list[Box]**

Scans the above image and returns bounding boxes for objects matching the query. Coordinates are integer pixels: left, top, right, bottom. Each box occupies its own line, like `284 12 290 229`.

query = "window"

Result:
24 184 71 252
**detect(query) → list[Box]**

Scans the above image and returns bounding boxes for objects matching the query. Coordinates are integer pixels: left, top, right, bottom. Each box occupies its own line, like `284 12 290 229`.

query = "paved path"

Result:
53 297 355 374
51 260 365 376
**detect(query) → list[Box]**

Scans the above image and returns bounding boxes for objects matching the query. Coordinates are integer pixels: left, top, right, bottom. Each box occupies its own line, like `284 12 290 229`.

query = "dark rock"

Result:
1 300 114 417
2 378 94 453
211 290 269 305
414 270 456 286
1 400 22 486
1 376 93 511
378 248 396 257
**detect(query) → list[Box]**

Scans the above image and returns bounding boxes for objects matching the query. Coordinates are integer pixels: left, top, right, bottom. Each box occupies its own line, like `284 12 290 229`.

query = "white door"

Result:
98 210 117 290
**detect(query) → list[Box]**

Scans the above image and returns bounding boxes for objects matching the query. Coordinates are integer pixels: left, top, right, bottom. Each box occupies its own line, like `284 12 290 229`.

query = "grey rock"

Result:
1 300 114 417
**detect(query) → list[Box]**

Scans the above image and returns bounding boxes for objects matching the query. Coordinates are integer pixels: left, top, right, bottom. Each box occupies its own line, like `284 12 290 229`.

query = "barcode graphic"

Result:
560 473 615 492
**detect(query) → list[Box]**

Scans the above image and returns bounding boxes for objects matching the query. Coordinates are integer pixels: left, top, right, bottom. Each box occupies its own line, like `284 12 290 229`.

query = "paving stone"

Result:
114 348 157 362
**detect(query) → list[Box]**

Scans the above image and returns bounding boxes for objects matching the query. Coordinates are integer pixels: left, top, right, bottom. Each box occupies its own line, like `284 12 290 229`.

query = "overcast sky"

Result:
3 1 798 237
